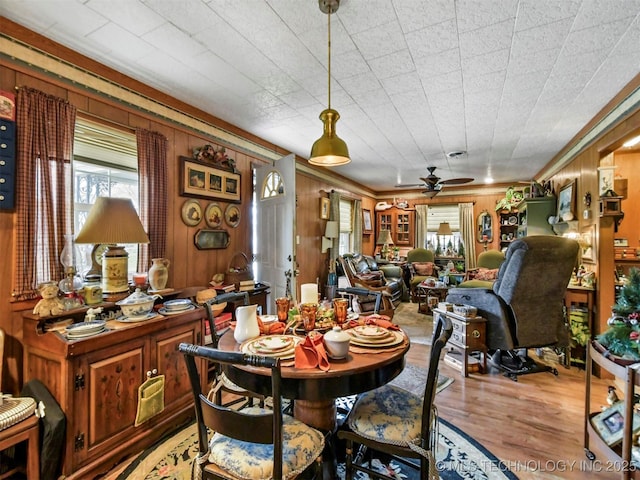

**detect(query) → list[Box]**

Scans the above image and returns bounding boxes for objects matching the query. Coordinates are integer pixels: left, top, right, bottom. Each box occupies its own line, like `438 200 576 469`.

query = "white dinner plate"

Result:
347 330 405 348
116 312 159 323
241 335 303 359
259 315 279 323
163 299 193 311
158 305 196 315
66 320 106 334
352 325 390 339
253 335 294 352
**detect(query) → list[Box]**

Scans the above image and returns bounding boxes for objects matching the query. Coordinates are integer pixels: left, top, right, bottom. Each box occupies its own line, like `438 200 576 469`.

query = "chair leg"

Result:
344 441 354 480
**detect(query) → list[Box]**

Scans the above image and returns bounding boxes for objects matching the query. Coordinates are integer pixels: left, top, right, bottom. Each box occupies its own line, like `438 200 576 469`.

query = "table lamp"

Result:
377 229 393 259
75 197 150 294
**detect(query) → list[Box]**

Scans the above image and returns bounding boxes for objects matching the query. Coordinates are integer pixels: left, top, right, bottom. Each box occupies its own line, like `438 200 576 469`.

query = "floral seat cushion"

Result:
347 384 422 445
208 406 325 480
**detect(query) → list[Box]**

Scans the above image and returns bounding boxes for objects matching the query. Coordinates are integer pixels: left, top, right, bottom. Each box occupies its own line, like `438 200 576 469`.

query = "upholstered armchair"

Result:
446 236 579 379
457 249 505 288
405 248 439 301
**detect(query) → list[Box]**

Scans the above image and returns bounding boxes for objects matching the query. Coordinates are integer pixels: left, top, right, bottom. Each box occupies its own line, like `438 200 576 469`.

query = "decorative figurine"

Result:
33 281 65 317
607 385 620 406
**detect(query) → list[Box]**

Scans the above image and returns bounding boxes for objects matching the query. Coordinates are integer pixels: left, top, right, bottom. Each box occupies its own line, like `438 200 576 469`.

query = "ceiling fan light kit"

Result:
309 0 350 167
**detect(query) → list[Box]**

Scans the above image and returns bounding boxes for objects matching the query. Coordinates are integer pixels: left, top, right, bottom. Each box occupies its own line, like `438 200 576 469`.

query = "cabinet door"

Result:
152 321 200 409
395 212 412 244
377 212 392 234
74 337 147 466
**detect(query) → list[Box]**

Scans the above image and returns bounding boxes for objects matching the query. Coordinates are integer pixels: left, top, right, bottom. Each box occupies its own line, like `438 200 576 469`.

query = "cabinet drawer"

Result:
0 139 15 156
0 120 15 139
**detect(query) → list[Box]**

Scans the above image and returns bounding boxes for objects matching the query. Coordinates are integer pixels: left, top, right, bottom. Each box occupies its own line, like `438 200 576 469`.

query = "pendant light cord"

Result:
327 9 331 110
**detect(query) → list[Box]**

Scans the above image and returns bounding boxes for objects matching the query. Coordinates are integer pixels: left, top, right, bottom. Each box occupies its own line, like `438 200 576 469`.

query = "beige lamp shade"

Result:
377 230 393 246
75 197 150 245
324 220 339 238
437 222 453 236
75 197 149 294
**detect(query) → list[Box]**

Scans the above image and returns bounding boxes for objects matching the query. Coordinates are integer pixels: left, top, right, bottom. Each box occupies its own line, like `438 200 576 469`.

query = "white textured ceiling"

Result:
2 0 640 191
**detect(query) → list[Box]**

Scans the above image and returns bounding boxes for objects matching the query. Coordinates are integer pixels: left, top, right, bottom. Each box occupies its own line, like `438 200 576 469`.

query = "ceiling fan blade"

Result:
395 183 424 188
439 177 474 185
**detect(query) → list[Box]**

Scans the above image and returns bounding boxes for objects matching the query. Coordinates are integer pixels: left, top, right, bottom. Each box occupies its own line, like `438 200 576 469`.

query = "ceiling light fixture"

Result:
309 0 350 167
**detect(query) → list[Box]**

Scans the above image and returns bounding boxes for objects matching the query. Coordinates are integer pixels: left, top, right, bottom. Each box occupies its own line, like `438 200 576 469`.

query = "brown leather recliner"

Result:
338 254 400 318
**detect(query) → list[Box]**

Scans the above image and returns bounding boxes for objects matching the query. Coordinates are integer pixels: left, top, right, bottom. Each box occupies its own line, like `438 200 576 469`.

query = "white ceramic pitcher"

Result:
234 304 260 343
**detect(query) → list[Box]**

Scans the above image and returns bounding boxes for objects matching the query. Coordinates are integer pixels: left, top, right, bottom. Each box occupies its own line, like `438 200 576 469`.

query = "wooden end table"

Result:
433 308 487 377
416 284 449 314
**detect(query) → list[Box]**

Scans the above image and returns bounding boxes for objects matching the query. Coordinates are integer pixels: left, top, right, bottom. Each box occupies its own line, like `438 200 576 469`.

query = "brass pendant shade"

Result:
309 0 350 167
309 109 350 166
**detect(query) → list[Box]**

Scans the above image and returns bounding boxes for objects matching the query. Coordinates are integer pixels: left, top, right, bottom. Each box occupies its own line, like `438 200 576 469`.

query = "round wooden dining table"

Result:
217 329 410 432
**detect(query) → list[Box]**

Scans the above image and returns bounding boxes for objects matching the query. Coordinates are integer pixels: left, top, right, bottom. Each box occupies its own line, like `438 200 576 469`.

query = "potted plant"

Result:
495 186 524 212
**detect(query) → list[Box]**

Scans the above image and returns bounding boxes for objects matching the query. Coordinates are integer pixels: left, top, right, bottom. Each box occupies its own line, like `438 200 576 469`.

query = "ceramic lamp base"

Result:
102 245 129 293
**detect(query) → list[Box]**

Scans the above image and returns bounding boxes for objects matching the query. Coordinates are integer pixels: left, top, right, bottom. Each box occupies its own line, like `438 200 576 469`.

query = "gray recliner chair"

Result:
446 236 579 380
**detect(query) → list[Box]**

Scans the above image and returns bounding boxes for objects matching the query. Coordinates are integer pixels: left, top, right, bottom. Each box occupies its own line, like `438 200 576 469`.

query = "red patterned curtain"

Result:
13 88 76 300
136 128 167 271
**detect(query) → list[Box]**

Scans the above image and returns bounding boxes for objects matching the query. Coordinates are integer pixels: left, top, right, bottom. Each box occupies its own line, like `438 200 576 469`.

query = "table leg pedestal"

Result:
294 399 337 432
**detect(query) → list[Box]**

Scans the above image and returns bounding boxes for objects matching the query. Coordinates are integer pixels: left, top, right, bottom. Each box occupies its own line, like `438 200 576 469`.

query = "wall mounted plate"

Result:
204 202 223 228
225 204 241 228
181 199 202 226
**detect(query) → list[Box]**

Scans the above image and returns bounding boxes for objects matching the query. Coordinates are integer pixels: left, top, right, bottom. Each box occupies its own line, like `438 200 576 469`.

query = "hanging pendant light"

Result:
309 0 350 166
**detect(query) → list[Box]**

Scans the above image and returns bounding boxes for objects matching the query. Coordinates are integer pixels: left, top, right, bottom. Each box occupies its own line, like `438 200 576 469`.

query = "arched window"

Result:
261 170 284 199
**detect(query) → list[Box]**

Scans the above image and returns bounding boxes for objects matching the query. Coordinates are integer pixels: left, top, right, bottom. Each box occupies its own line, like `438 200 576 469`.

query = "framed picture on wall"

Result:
557 180 576 222
180 157 241 203
320 197 330 220
363 209 373 234
580 224 596 263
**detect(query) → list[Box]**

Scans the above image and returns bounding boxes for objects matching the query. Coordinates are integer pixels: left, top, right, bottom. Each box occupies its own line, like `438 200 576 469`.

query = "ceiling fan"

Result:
395 167 474 198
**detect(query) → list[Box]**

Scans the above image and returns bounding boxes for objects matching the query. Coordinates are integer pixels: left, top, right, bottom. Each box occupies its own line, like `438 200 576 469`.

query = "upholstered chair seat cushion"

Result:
208 406 325 480
347 384 422 446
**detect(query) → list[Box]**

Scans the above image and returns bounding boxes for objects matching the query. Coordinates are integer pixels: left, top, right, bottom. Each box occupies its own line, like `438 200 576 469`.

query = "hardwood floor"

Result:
407 342 621 480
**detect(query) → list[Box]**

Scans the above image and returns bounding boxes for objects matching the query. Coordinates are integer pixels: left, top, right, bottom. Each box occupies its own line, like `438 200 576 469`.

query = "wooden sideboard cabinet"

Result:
22 307 206 479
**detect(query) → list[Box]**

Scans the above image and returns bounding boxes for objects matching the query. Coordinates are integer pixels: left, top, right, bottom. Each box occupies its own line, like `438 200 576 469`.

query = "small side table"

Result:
416 285 449 314
0 414 40 480
434 308 487 377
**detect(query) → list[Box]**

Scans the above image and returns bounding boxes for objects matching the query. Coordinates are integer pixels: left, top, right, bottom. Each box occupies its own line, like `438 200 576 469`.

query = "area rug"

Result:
116 416 516 480
394 301 433 345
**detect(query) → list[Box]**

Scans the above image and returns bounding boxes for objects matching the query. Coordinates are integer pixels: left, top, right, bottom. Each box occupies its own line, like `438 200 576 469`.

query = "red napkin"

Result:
346 314 400 331
257 317 286 335
294 334 330 371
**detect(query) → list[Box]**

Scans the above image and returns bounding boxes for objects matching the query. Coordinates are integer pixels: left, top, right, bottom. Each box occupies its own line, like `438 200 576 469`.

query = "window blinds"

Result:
427 205 460 231
339 199 352 233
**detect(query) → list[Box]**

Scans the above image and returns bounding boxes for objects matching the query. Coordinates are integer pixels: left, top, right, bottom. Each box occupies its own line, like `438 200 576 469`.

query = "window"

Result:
72 119 139 277
339 199 352 255
426 205 462 256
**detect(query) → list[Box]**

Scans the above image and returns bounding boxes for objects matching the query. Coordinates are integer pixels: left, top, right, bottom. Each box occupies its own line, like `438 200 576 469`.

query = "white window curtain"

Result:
459 202 476 269
352 199 362 253
415 204 429 249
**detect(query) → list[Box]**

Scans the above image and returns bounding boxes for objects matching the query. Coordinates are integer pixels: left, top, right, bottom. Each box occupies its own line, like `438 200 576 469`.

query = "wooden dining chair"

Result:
337 315 453 480
202 292 265 408
179 343 325 480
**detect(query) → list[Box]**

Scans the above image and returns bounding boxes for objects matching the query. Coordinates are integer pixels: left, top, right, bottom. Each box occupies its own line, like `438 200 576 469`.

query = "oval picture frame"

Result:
205 202 223 229
225 204 241 228
181 199 202 226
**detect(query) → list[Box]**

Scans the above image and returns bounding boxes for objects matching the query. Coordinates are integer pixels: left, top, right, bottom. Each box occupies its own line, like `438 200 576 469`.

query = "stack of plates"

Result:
159 299 195 315
346 325 404 348
241 335 303 360
117 312 159 323
66 320 107 339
